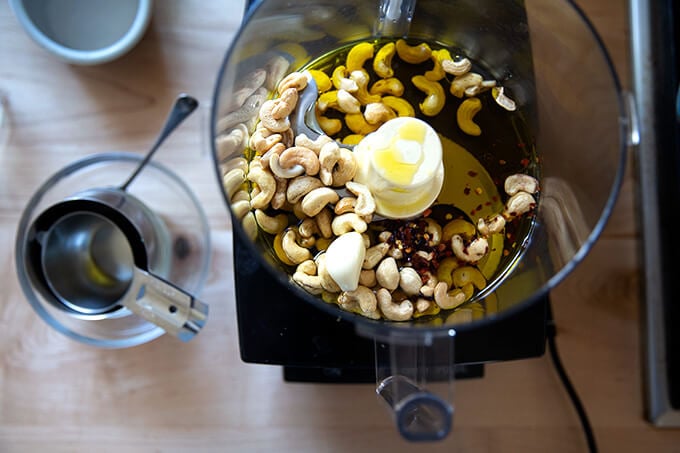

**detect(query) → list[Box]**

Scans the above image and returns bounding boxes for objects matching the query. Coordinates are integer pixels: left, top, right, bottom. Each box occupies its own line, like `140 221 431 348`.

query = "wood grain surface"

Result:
1 0 679 452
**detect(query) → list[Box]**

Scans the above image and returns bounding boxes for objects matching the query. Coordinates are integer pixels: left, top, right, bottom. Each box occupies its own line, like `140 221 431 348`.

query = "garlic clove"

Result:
325 232 366 292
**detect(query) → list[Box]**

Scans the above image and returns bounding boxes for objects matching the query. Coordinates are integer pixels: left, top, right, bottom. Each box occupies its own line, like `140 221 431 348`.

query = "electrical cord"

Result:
546 301 598 453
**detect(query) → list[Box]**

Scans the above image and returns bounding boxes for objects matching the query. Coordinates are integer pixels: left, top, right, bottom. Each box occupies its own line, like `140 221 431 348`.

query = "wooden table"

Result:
1 1 679 451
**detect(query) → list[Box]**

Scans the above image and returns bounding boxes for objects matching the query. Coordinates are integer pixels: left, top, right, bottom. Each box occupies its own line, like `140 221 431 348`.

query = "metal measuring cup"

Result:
24 187 208 342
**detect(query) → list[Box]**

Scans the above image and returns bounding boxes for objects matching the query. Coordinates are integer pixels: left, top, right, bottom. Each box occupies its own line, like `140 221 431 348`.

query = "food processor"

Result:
210 0 630 441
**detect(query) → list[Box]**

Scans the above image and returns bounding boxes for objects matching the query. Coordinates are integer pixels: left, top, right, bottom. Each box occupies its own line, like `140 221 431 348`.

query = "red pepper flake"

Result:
491 195 499 202
520 158 530 168
423 208 432 217
484 201 492 206
517 142 526 148
475 204 483 212
503 249 510 256
467 170 478 177
463 186 471 195
499 159 507 165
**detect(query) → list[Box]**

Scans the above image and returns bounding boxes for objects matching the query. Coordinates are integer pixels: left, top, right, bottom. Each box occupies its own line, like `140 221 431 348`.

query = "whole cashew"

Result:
493 86 517 112
452 266 487 290
450 72 483 98
308 69 333 92
457 97 482 136
249 126 282 154
334 196 357 215
295 133 333 155
363 242 390 269
298 217 319 238
339 285 377 314
331 213 368 236
424 218 442 246
415 298 436 315
399 267 423 296
319 142 358 187
503 192 536 218
412 75 445 117
350 70 381 105
231 199 250 220
373 42 396 78
271 174 288 210
301 187 340 217
336 89 361 114
259 99 291 132
382 96 415 117
377 288 414 321
277 71 309 94
436 256 459 287
254 209 288 234
451 234 489 263
331 66 357 92
359 269 377 287
442 218 477 242
242 211 259 241
346 41 374 72
282 229 313 264
316 111 343 136
278 146 321 176
345 112 379 135
315 208 334 239
370 78 405 97
434 282 466 310
442 57 472 77
271 87 299 119
260 143 286 170
293 271 324 295
345 181 376 217
269 153 305 179
364 102 396 125
247 165 276 209
216 123 249 162
420 272 438 298
425 48 452 81
477 213 506 237
222 167 246 200
395 39 432 64
286 175 324 204
376 257 400 291
505 174 539 196
317 90 339 113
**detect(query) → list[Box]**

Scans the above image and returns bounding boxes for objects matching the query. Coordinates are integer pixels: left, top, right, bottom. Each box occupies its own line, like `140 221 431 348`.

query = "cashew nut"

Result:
425 48 452 81
271 87 299 119
277 71 309 94
364 102 396 125
442 57 472 76
345 112 379 135
505 174 539 196
412 75 445 116
316 111 343 136
331 66 356 92
254 209 288 234
363 242 390 269
369 78 405 97
260 143 286 170
336 89 361 114
293 271 324 295
376 257 400 291
424 218 442 246
395 39 432 64
222 168 246 199
278 146 321 176
282 229 313 264
259 99 291 132
249 126 283 154
377 288 414 321
231 199 250 220
286 175 324 204
359 269 377 287
451 234 489 263
273 230 295 266
434 282 466 310
442 218 476 242
452 266 487 290
342 135 364 146
331 213 368 236
247 165 276 209
477 213 506 237
350 70 381 105
381 96 415 117
399 267 423 296
264 55 290 91
271 175 288 210
340 285 377 314
345 181 376 217
492 86 517 111
457 97 482 136
503 192 536 218
334 196 357 215
450 72 483 98
269 153 305 179
420 272 438 298
308 69 332 92
318 90 340 113
315 208 333 238
346 41 374 72
241 211 259 241
298 217 320 238
373 42 396 78
295 133 333 155
216 123 249 162
301 187 340 217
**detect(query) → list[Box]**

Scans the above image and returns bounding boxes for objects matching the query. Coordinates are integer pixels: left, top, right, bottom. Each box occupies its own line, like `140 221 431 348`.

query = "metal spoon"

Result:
119 93 199 191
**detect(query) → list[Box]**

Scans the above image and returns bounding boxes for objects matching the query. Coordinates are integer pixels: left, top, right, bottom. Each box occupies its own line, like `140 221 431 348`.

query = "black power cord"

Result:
546 301 598 453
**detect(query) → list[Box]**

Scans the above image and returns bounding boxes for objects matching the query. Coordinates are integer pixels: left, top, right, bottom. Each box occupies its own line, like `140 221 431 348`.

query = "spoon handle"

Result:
119 94 199 191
